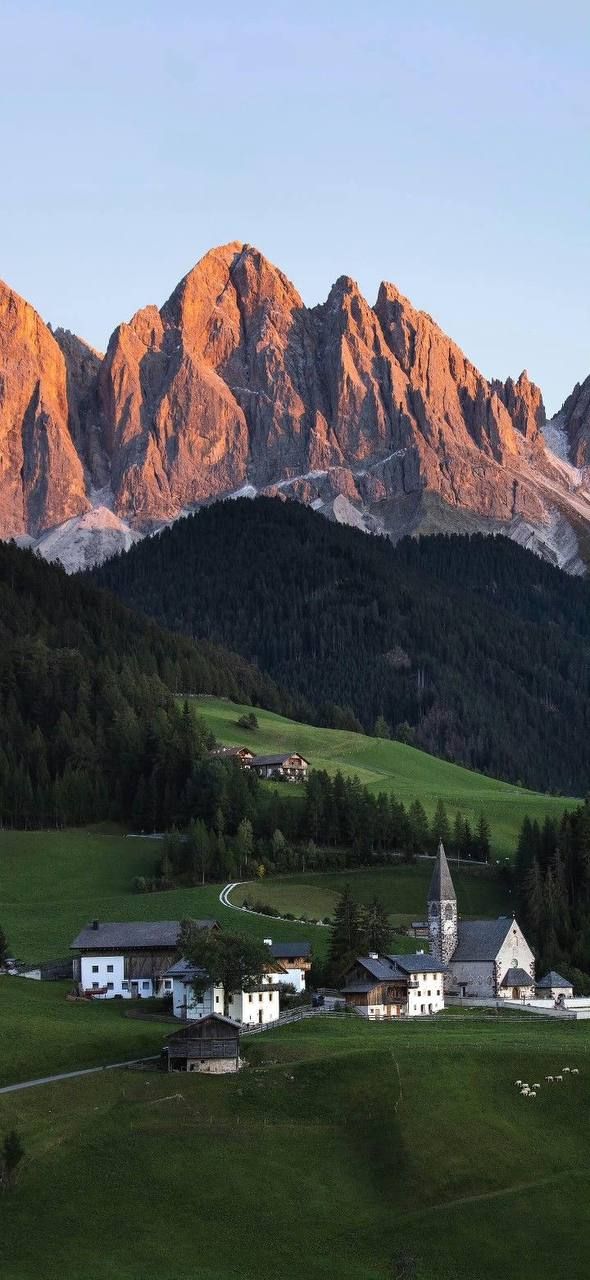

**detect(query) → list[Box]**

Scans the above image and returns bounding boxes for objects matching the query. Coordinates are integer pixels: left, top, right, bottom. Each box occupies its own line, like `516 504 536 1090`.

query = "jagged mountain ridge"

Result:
1 240 590 570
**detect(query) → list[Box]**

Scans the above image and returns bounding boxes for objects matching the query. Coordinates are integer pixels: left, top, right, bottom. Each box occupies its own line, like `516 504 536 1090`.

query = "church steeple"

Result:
428 840 458 965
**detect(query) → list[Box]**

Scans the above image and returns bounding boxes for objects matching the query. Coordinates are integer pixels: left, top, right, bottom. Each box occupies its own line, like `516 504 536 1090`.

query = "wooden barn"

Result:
247 752 309 781
163 1014 242 1074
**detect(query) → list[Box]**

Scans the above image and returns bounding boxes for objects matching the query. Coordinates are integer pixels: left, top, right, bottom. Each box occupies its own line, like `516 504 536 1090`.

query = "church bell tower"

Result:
428 840 458 965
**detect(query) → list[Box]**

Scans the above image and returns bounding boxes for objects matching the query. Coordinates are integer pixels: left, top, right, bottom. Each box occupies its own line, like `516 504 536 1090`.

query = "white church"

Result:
428 841 536 1000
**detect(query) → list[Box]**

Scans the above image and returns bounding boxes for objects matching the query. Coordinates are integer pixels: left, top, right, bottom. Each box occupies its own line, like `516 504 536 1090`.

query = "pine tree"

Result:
328 885 362 980
373 714 390 739
430 800 450 850
475 813 491 862
359 897 393 954
408 799 429 854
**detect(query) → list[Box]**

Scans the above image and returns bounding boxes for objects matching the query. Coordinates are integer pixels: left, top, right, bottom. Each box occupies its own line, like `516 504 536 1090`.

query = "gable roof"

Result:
387 953 447 974
269 942 311 960
166 1013 240 1039
70 919 218 951
500 966 533 987
249 754 308 767
428 842 456 903
452 917 513 963
536 970 571 989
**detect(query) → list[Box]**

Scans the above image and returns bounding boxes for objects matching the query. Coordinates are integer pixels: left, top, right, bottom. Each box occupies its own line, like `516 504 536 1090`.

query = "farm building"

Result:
208 746 255 764
536 971 574 1000
165 957 281 1026
247 753 309 781
163 1014 241 1074
341 952 446 1018
428 842 535 999
264 939 312 992
70 918 219 999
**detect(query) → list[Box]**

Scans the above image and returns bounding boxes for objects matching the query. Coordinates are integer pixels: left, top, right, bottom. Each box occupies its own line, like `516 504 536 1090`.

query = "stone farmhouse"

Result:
428 842 535 1000
70 919 219 999
341 952 446 1018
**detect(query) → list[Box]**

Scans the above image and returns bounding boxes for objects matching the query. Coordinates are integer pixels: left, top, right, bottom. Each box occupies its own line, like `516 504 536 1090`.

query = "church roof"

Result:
451 917 513 962
536 970 571 989
500 967 533 987
428 842 456 903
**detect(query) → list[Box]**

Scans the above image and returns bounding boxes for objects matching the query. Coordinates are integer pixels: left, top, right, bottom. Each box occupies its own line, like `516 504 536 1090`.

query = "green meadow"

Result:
1 1015 590 1279
193 697 578 858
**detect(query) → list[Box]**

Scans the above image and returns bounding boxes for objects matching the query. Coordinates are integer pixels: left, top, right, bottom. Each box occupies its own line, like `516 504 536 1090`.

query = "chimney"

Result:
369 952 378 960
92 919 99 931
263 938 272 947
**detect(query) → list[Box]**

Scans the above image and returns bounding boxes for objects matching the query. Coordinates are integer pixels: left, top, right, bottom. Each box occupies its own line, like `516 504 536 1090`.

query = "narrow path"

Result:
397 1168 586 1221
219 881 246 912
0 1055 159 1096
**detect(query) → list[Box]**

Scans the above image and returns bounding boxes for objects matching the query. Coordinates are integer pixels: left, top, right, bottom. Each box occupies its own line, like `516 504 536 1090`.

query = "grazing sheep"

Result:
572 1068 580 1075
528 1091 537 1098
520 1088 529 1095
521 1083 529 1089
545 1075 554 1082
532 1083 541 1090
515 1079 522 1086
556 1075 563 1082
563 1067 571 1073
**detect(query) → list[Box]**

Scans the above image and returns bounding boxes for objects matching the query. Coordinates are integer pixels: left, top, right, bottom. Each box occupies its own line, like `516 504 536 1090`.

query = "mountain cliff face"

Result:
2 242 590 570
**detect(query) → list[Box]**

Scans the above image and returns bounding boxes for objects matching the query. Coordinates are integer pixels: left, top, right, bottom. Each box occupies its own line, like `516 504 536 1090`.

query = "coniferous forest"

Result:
0 540 301 828
94 497 590 795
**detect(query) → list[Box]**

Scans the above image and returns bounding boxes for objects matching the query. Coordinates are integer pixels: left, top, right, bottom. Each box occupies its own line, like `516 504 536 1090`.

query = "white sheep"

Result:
563 1067 571 1073
515 1079 522 1086
521 1083 529 1089
528 1091 537 1098
520 1087 530 1095
572 1068 580 1075
545 1075 554 1082
532 1082 541 1090
556 1074 563 1082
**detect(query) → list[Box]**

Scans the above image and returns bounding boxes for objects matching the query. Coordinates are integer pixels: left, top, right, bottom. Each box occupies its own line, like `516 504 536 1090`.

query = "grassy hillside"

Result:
230 863 512 928
0 829 327 966
194 697 577 858
1 1016 590 1279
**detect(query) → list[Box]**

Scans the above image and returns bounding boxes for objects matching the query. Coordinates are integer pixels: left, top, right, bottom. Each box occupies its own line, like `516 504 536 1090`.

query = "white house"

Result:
70 918 219 999
166 958 281 1027
264 939 312 993
428 842 535 1000
341 952 446 1018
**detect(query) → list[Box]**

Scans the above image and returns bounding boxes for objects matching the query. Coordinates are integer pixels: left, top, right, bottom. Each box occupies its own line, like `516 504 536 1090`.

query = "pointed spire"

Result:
428 840 456 902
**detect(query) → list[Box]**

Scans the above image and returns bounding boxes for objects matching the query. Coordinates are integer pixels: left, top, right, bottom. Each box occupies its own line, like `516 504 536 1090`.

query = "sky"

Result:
1 1 589 414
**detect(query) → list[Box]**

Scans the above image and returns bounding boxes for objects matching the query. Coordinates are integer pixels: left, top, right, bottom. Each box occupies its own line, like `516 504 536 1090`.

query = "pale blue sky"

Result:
1 0 588 413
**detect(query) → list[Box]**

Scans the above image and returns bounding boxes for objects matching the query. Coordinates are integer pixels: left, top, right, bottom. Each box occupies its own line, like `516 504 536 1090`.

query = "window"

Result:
142 981 150 990
259 993 263 1003
420 1004 425 1013
92 982 99 989
248 994 253 1003
107 982 114 990
164 980 172 990
436 989 440 996
122 982 129 991
92 965 99 973
215 995 220 1004
427 990 431 997
107 964 114 973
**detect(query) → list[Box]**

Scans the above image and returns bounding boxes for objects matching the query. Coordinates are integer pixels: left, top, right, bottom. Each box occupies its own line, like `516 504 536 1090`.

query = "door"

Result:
512 987 519 1000
258 1010 264 1025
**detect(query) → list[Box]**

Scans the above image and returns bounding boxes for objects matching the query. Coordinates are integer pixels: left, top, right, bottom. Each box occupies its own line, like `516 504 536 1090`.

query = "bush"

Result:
133 876 147 893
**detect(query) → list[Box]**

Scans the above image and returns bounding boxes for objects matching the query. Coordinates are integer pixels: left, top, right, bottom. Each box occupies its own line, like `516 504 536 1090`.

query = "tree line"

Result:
139 772 491 892
513 799 590 992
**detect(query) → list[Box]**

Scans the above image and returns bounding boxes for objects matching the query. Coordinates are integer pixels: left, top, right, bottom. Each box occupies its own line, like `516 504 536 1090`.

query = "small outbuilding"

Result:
499 967 535 1001
536 970 574 1000
163 1014 241 1074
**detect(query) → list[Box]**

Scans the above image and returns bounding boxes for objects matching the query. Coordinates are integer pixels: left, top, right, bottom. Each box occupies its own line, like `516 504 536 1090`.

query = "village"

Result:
57 842 586 1077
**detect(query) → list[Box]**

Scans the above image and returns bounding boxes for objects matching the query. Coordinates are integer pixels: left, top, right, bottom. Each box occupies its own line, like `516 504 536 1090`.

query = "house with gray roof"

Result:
263 938 312 992
70 917 219 1000
428 842 535 1000
536 970 573 1000
341 950 447 1018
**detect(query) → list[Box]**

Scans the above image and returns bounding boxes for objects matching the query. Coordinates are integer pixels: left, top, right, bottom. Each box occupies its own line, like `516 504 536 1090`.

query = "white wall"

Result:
495 923 535 992
275 967 306 993
81 953 128 998
174 977 280 1025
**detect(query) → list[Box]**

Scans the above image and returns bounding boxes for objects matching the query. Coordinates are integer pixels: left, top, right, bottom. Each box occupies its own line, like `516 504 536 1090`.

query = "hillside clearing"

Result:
192 697 576 858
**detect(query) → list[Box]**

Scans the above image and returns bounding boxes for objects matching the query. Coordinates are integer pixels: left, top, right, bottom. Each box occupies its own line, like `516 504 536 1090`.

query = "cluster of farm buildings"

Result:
209 746 309 781
64 843 578 1073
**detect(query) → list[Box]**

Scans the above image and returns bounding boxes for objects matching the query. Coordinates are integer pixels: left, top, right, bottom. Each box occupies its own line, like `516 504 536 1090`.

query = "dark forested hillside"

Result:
94 498 590 795
0 540 297 827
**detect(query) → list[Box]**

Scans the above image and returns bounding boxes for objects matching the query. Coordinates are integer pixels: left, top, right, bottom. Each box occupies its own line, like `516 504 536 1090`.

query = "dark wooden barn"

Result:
163 1014 242 1074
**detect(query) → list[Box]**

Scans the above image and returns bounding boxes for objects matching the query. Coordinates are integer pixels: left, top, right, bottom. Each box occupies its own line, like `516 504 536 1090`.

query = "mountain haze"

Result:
1 243 590 570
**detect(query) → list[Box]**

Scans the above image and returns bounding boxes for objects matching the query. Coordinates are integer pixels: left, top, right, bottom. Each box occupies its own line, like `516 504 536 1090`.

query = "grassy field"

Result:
193 697 578 858
232 862 512 928
1 1015 590 1279
0 828 327 966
